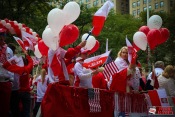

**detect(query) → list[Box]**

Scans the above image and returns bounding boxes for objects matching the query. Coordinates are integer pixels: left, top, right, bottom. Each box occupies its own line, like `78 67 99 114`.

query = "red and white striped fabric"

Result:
13 36 26 51
103 61 119 80
88 88 101 113
32 57 40 66
21 31 37 44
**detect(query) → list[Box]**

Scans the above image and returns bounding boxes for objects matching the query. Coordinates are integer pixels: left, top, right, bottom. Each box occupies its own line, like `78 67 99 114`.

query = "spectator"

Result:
146 61 164 90
158 65 175 96
33 69 49 117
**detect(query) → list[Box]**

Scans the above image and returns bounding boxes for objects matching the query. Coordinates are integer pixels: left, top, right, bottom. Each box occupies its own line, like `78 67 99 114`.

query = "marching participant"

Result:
47 41 86 85
74 48 99 88
0 28 13 117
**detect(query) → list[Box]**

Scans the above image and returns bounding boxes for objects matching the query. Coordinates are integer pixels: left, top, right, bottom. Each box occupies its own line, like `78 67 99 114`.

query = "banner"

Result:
83 50 111 69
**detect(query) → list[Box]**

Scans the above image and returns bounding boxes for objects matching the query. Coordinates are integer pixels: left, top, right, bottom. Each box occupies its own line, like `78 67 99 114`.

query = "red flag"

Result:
148 89 169 106
21 31 37 45
103 61 119 80
13 36 26 51
151 64 159 89
83 51 110 69
22 36 34 50
92 1 114 36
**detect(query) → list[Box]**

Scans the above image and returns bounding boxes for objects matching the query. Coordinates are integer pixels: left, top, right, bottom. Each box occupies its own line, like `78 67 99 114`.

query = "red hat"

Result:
81 48 90 54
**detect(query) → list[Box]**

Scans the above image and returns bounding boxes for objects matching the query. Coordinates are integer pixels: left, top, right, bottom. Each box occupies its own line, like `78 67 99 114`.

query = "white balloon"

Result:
9 27 15 34
47 8 66 35
133 31 147 51
82 35 96 50
21 28 26 31
81 33 89 41
5 23 11 29
63 2 80 25
42 28 58 50
13 21 18 25
18 23 22 29
32 32 37 36
0 20 6 25
148 15 162 30
34 45 42 58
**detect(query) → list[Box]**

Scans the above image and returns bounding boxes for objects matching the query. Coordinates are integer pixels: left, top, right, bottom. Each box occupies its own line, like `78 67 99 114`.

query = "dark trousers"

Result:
10 90 20 117
19 92 31 117
33 102 41 117
0 82 12 117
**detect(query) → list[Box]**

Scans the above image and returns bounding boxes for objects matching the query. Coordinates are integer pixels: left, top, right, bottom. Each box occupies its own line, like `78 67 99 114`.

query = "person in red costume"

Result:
92 71 108 89
48 41 86 85
0 28 14 117
3 50 33 117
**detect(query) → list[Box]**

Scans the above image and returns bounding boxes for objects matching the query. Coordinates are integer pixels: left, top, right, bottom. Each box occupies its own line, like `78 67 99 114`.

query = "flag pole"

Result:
85 27 93 40
147 0 151 73
106 38 108 52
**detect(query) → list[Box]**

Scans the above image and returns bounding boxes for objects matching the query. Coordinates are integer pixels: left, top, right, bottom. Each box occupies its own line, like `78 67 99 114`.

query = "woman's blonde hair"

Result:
162 65 174 78
41 69 46 84
117 46 128 58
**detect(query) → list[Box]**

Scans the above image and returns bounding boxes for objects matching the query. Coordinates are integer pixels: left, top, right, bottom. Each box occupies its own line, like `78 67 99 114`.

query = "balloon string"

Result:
85 27 94 41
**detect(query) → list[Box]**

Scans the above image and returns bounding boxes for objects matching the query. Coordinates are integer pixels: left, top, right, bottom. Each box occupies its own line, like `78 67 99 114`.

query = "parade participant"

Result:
48 41 86 84
74 48 99 88
7 43 22 117
146 61 164 90
158 65 175 96
108 46 137 92
3 50 33 117
0 28 13 117
33 68 49 117
92 71 108 89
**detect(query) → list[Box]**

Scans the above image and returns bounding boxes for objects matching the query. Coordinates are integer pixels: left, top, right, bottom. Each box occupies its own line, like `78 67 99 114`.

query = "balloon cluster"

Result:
36 1 80 58
133 15 170 51
0 19 39 40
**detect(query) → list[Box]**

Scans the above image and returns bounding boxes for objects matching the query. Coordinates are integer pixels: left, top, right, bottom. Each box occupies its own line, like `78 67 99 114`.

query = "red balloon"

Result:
158 28 170 45
147 29 161 50
88 40 100 55
38 40 49 56
139 26 150 35
59 24 79 47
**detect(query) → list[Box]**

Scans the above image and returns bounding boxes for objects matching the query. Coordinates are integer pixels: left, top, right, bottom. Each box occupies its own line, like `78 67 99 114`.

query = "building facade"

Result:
129 0 175 17
52 0 129 14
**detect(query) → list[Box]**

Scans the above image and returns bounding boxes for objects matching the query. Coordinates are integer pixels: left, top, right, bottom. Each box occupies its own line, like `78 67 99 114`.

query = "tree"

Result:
0 0 52 36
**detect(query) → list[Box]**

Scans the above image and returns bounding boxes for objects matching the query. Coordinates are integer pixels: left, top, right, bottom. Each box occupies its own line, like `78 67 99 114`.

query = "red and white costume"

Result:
3 55 33 92
92 72 107 89
0 44 13 117
48 46 81 84
74 58 93 88
108 57 140 92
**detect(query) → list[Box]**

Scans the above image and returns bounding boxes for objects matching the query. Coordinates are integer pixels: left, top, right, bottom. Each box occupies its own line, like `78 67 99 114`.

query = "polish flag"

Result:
83 50 111 69
22 36 34 50
148 89 169 106
21 31 37 45
92 0 114 36
13 36 26 51
126 37 133 63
